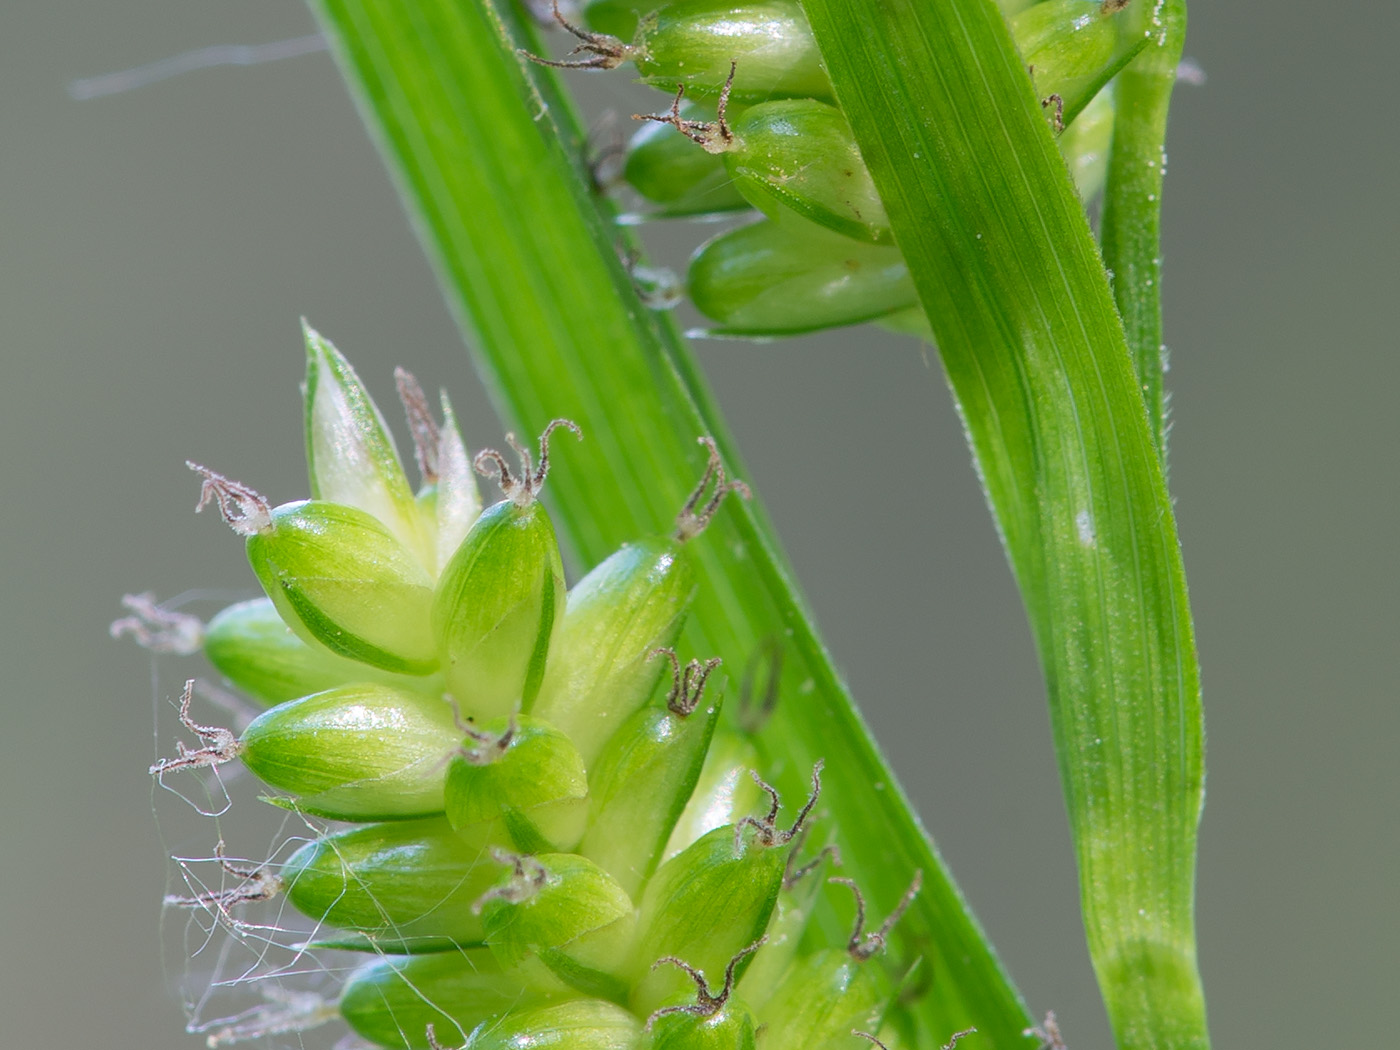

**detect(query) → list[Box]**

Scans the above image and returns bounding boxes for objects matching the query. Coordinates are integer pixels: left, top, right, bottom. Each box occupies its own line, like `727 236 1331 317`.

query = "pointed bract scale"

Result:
395 366 443 484
688 219 916 336
204 597 408 706
459 999 642 1050
633 0 833 103
477 852 636 1001
339 951 541 1050
397 367 444 569
445 715 590 853
239 683 459 820
397 370 486 578
531 537 695 762
283 818 498 951
433 391 483 570
246 499 438 675
302 324 429 565
580 652 722 896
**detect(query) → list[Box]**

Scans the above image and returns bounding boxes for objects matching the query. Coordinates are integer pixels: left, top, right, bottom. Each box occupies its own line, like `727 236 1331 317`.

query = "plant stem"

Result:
1101 0 1188 465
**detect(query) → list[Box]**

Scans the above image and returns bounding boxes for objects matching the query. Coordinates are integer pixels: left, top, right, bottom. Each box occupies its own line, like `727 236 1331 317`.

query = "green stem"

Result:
1100 0 1187 464
799 0 1209 1046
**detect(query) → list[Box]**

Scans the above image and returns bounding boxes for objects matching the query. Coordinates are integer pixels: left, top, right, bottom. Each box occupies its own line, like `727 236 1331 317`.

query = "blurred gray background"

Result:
3 1 1395 1047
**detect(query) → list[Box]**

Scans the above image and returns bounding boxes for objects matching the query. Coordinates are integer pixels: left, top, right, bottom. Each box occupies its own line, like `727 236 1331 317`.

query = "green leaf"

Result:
798 0 1208 1046
308 0 1027 1043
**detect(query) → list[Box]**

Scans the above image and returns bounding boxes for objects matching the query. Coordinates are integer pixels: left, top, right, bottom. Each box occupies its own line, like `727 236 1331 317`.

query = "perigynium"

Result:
127 326 931 1050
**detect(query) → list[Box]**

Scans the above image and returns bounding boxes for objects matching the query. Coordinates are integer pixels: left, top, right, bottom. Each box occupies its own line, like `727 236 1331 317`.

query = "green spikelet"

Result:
152 338 925 1049
564 0 1137 341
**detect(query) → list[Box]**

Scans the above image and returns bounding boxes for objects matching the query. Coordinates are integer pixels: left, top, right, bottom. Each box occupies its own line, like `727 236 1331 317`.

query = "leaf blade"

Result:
797 0 1210 1045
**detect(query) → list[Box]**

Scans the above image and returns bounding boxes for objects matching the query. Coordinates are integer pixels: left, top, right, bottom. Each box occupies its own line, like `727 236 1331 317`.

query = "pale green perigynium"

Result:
143 337 929 1050
630 0 834 103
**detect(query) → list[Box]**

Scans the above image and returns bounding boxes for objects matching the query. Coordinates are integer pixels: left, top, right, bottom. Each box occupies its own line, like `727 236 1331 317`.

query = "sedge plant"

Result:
121 0 1207 1047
